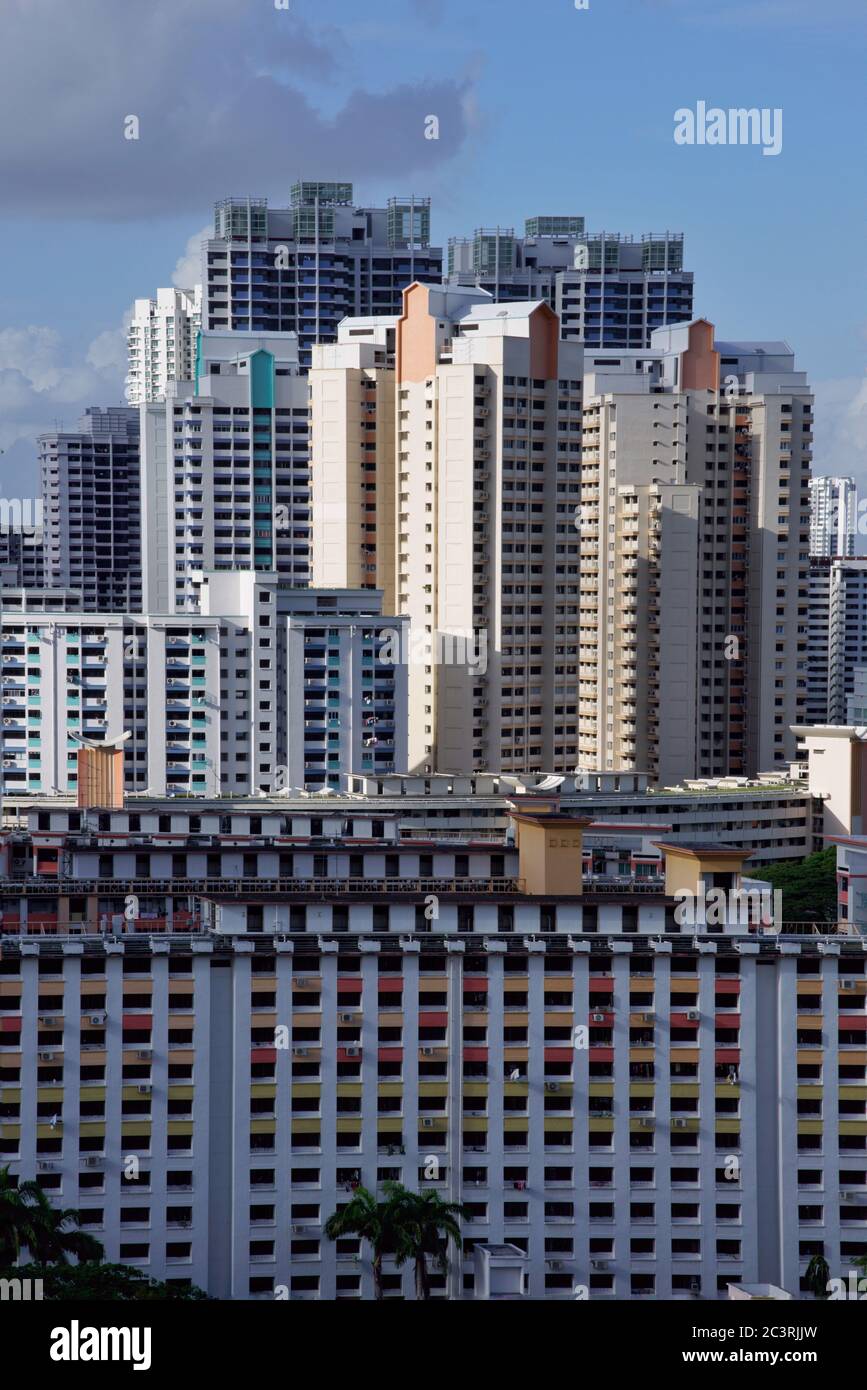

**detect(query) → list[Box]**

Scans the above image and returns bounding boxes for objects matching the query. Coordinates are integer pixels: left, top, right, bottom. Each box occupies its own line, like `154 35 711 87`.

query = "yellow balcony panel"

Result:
293 1048 322 1062
337 1083 363 1099
503 1048 529 1063
670 1049 700 1064
1 1053 22 1066
590 1118 615 1134
291 1119 321 1135
79 1122 106 1137
797 1050 825 1065
249 1084 276 1101
122 1124 151 1138
0 1125 20 1140
504 978 529 992
629 1048 655 1064
671 1117 700 1132
122 1085 151 1101
417 1047 447 1061
37 1087 64 1102
168 1050 195 1065
670 978 699 993
797 1121 824 1136
36 1124 62 1139
292 1012 320 1028
252 975 277 989
797 1085 823 1100
629 1012 655 1026
251 1011 277 1029
504 1012 529 1027
463 1117 487 1133
502 1116 528 1133
714 1120 739 1134
1 1089 21 1104
167 1085 195 1101
463 1082 488 1099
545 977 573 992
545 1012 574 1028
840 1050 867 1065
839 980 867 994
292 978 322 992
292 1083 322 1100
547 1081 574 1096
543 1117 573 1134
462 1012 489 1027
419 977 447 992
378 1012 403 1027
839 1086 867 1101
797 981 823 996
715 1085 741 1100
839 1121 867 1136
670 1084 700 1099
797 1014 823 1030
377 1116 403 1133
416 1083 446 1098
123 981 153 995
630 1084 656 1099
336 1119 362 1134
588 1083 614 1099
165 1122 191 1137
0 983 22 997
250 1120 276 1136
504 1082 529 1098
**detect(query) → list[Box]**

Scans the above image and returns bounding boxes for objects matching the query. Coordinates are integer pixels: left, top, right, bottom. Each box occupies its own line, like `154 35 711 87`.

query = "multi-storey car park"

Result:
0 790 865 1301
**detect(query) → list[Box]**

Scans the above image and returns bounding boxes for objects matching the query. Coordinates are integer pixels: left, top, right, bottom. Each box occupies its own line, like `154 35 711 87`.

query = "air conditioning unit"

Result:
338 1013 354 1023
591 1012 607 1024
292 1224 306 1235
673 1118 688 1129
38 1051 55 1062
2 718 12 726
591 1258 609 1271
422 1118 436 1129
88 1013 106 1026
638 1118 654 1129
83 1157 102 1168
421 1047 436 1056
293 1047 309 1057
641 1011 655 1022
685 1010 700 1021
841 980 858 991
137 1084 152 1095
545 1082 561 1093
344 1046 359 1057
547 1259 563 1271
38 1015 59 1026
136 1049 151 1059
295 978 311 988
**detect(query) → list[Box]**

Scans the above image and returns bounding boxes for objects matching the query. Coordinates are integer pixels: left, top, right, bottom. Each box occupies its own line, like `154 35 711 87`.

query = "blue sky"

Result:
1 0 865 493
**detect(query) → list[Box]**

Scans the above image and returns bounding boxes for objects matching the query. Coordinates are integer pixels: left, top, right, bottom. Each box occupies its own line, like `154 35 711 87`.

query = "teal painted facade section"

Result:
250 349 275 408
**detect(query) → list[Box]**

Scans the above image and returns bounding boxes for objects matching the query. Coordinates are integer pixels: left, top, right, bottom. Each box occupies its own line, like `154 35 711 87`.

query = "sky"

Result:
1 0 865 497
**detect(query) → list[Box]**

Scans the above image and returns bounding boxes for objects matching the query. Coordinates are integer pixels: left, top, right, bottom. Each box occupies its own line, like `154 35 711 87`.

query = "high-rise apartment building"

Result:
39 407 142 613
447 219 693 349
807 557 832 725
828 559 867 723
311 284 585 775
810 475 857 558
140 332 310 613
0 524 45 587
203 185 442 367
125 286 202 406
577 321 812 782
0 577 407 798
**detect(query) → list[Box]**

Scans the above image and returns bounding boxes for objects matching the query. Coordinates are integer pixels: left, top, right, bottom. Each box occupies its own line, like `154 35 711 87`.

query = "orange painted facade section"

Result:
528 303 559 381
77 747 124 809
681 319 720 391
396 282 438 383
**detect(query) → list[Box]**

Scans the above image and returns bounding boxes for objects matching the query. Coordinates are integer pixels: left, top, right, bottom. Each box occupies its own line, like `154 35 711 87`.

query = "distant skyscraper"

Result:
826 558 867 722
809 475 856 557
807 557 832 725
202 184 442 366
125 286 202 405
140 332 310 613
446 217 693 349
0 524 44 588
39 407 142 613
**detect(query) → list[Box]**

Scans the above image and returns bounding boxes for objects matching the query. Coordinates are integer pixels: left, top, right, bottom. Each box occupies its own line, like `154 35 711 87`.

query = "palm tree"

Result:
804 1252 830 1299
324 1183 410 1300
395 1189 466 1300
0 1165 103 1266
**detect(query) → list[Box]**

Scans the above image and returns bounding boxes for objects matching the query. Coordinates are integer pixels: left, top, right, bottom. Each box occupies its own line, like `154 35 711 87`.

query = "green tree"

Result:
757 847 837 924
0 1166 102 1266
0 1261 209 1300
394 1188 465 1299
804 1252 830 1299
324 1182 411 1300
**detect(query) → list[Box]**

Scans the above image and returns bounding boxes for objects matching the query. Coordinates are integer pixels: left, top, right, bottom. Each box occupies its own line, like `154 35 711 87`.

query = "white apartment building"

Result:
578 322 811 782
140 331 310 613
311 283 584 776
125 286 202 407
810 475 856 559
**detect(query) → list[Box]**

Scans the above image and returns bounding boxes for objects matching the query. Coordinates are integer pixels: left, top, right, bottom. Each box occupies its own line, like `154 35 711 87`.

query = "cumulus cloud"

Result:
812 375 867 493
0 0 472 219
172 227 210 291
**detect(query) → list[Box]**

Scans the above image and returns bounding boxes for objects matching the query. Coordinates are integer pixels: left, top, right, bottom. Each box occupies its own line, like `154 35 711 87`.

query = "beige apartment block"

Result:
578 320 810 782
312 283 584 775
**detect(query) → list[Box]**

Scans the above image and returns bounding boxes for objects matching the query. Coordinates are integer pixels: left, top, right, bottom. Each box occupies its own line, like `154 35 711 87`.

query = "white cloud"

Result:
172 226 210 291
812 375 867 492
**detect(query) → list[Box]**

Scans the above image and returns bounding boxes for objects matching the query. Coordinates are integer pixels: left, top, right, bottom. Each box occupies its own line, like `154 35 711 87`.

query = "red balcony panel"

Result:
378 978 403 994
588 1047 614 1063
337 978 363 993
337 1046 362 1063
715 1013 741 1027
251 1047 277 1063
588 1009 614 1024
715 1049 740 1064
839 1015 867 1031
378 1048 403 1062
715 979 741 994
670 1013 700 1028
589 977 614 993
0 1016 21 1033
463 1047 488 1062
419 1011 448 1027
464 976 489 992
122 1013 152 1029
